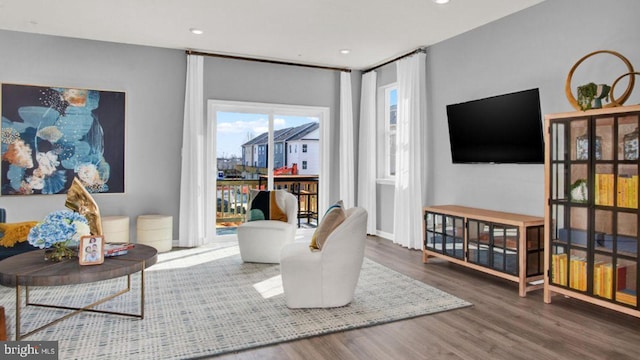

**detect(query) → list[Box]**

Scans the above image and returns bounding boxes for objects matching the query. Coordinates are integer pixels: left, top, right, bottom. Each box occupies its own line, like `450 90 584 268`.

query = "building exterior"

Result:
241 122 319 175
285 125 320 175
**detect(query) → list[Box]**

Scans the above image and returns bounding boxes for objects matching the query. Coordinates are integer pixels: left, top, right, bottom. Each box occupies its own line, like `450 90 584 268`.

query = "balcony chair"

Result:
280 206 368 308
237 190 298 263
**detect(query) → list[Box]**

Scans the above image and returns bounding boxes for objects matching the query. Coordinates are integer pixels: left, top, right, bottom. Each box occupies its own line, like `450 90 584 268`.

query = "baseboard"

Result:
375 230 394 241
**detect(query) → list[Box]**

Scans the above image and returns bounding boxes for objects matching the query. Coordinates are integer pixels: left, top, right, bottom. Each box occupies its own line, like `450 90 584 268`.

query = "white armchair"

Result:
237 190 298 263
280 207 368 308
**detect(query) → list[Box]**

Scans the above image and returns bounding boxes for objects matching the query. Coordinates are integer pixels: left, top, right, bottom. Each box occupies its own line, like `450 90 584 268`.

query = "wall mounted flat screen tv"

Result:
446 88 544 164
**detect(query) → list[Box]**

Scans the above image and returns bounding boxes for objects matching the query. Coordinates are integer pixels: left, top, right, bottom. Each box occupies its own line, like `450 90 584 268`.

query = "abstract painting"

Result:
1 83 125 195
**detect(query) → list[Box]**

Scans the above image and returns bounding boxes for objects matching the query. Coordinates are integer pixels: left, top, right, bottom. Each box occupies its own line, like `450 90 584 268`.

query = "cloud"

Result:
217 118 268 135
217 117 292 137
274 118 286 129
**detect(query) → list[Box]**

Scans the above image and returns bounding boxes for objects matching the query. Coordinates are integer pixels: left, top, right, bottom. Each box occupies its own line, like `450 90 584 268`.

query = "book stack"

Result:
569 255 587 291
595 173 614 206
617 174 638 209
551 253 590 291
593 262 627 299
104 243 135 257
616 289 637 306
551 253 568 286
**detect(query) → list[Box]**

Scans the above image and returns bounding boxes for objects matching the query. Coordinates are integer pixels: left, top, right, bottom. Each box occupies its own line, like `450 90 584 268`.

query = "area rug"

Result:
0 244 472 359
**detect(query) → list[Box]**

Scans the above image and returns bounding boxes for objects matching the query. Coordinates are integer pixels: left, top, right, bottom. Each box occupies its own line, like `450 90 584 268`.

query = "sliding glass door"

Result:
207 100 329 240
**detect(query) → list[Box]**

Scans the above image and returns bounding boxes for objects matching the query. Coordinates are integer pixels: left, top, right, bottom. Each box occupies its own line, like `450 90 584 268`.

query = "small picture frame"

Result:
79 235 105 265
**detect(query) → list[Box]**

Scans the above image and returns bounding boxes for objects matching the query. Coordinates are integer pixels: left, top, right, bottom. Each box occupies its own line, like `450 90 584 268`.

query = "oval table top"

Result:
0 243 157 287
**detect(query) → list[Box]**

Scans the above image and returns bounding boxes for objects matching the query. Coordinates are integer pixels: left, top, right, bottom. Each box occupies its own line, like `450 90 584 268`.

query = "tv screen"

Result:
446 88 544 164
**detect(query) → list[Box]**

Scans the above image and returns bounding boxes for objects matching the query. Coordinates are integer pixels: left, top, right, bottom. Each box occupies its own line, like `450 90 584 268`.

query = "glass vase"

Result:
44 242 78 262
624 127 639 161
576 133 602 160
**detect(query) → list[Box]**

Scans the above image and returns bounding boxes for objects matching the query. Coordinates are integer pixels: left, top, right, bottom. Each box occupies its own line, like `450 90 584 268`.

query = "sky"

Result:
216 112 319 158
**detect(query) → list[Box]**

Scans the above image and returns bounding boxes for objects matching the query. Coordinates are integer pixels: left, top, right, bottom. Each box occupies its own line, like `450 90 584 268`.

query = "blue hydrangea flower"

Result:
27 210 90 249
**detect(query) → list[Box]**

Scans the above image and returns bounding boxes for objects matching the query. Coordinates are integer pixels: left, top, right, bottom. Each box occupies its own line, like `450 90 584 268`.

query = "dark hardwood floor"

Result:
215 236 640 360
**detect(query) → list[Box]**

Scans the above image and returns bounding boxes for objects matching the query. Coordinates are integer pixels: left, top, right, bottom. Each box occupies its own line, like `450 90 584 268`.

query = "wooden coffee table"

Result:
0 243 157 340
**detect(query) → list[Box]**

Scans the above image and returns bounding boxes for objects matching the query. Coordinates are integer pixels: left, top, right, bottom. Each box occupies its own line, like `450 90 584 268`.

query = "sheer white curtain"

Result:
357 71 377 234
339 71 355 208
178 54 206 247
393 52 427 249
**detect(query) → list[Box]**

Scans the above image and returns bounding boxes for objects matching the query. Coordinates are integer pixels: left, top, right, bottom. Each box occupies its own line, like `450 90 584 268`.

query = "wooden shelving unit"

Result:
423 205 544 297
544 105 640 318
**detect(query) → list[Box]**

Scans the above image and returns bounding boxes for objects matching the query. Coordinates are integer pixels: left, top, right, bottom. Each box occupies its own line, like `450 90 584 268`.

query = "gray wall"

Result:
429 0 640 217
375 0 640 237
0 29 346 242
0 30 185 241
201 57 343 205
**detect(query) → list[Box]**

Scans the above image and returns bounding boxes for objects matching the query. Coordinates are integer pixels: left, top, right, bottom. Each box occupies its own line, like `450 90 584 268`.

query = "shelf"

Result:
545 105 640 318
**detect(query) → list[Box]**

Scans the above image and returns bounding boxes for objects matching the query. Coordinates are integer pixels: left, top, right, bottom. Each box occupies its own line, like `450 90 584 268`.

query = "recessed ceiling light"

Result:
340 49 351 55
190 28 204 35
433 0 450 4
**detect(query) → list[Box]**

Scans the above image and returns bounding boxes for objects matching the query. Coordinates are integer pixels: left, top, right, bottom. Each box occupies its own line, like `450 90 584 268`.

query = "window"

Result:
207 99 330 241
302 161 307 169
383 86 397 178
302 144 307 153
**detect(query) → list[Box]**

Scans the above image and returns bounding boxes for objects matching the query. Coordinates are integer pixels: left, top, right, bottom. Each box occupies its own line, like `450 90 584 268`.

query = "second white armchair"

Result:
237 190 298 263
280 207 368 308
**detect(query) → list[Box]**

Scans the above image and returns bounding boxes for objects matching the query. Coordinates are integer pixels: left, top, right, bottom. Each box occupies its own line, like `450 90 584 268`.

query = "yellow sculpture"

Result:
65 177 103 235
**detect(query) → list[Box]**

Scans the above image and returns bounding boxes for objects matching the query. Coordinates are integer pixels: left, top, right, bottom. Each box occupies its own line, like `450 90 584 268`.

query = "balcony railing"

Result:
216 177 318 230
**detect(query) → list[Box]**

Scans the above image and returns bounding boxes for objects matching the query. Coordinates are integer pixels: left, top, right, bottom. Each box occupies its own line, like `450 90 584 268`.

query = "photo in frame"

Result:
1 83 125 195
79 235 105 265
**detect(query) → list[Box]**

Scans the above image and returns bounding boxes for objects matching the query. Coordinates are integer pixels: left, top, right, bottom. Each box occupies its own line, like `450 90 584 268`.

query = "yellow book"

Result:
607 174 615 206
552 254 558 284
570 256 587 291
618 176 628 208
593 262 603 297
599 174 606 206
595 174 601 205
552 254 560 284
561 254 568 286
579 259 587 291
631 175 638 209
602 263 613 299
552 253 568 286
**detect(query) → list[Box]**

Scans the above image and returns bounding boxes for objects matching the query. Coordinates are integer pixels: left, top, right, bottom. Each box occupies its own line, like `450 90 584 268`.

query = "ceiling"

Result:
0 0 546 70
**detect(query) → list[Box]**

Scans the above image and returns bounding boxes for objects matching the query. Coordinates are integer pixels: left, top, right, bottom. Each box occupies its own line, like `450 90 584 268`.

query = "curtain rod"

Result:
186 50 351 73
362 47 427 73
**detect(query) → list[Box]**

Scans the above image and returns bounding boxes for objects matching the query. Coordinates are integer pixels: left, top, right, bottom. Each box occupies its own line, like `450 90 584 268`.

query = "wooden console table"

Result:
423 205 545 297
0 244 157 340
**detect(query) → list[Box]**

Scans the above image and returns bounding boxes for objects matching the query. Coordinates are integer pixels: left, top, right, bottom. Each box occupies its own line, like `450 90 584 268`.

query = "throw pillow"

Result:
0 221 39 247
309 200 346 250
247 190 288 222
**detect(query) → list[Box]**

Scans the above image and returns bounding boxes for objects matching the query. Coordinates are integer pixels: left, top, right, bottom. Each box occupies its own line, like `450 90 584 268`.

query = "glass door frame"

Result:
206 100 330 242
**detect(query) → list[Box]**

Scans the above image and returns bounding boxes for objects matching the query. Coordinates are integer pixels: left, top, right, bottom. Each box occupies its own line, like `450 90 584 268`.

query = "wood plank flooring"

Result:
215 236 640 360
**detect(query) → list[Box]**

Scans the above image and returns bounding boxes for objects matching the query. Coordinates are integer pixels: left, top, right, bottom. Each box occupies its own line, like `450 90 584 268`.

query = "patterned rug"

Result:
0 243 472 359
